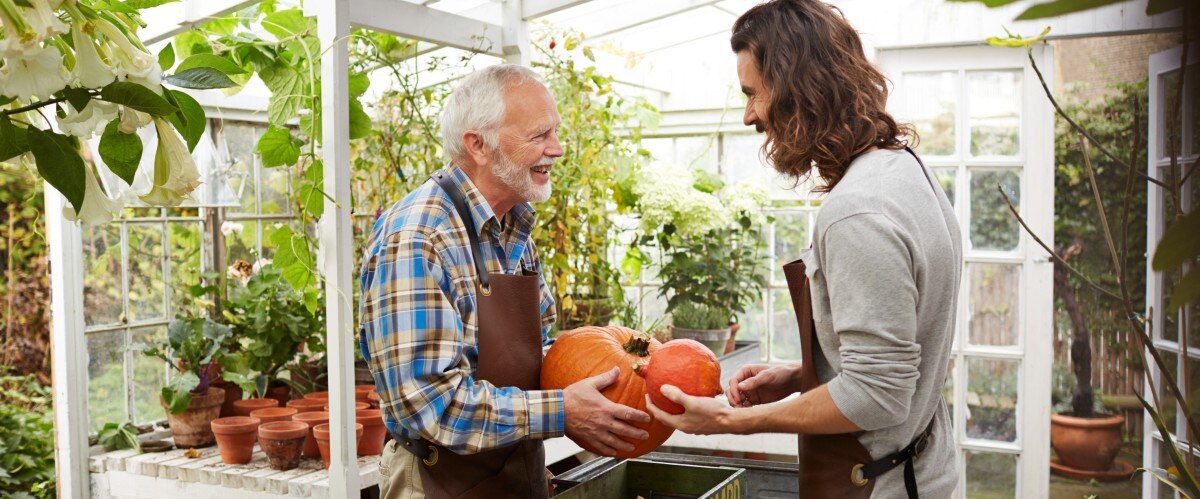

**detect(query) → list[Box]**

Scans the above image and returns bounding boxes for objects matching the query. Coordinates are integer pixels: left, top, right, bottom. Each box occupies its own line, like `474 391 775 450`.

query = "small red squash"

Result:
541 326 674 458
637 339 722 415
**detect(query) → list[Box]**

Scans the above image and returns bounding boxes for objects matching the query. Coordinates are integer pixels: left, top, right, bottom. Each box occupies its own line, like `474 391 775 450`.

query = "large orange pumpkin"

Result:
541 326 675 458
638 339 722 415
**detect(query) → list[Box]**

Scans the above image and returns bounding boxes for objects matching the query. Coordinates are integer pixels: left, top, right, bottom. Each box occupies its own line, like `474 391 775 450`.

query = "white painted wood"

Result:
317 0 361 496
503 0 532 65
47 186 90 499
348 0 504 57
523 0 593 19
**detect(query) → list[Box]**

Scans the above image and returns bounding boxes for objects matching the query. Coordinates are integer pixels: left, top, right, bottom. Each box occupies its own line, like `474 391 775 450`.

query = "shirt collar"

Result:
444 164 537 238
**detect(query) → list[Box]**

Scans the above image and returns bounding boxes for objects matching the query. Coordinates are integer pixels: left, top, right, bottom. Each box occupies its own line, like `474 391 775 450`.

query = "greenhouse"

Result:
0 0 1196 497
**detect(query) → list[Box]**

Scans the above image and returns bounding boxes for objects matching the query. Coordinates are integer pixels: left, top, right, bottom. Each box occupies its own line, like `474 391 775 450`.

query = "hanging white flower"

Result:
140 118 201 206
117 107 151 133
0 0 65 57
70 22 115 88
24 0 66 39
0 43 68 100
64 162 124 227
56 99 117 139
94 18 160 91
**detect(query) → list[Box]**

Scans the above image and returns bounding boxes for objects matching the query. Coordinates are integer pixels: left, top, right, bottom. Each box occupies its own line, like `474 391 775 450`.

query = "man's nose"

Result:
545 131 564 157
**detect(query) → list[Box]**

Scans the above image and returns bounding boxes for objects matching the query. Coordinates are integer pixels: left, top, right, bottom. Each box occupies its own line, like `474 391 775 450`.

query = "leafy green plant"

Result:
222 260 324 395
0 371 55 498
127 316 231 414
97 421 141 452
670 301 731 330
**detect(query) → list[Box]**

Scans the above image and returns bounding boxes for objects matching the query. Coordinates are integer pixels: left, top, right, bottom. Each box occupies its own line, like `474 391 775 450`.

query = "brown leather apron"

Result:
780 146 938 498
393 170 549 499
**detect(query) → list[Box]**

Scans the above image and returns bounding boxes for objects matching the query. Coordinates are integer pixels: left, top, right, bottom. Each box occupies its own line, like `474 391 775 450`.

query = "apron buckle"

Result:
422 445 439 467
851 463 869 487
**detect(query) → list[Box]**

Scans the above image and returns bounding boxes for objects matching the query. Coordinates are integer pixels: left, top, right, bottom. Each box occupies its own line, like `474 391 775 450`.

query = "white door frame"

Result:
877 43 1055 498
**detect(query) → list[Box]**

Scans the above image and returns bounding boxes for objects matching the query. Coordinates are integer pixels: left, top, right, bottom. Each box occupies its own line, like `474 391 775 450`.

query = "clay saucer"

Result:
1050 457 1136 483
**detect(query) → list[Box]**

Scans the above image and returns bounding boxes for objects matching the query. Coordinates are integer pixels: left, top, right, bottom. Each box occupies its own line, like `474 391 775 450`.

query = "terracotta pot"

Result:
723 323 741 355
292 411 330 459
313 422 364 469
287 398 327 413
1051 413 1125 471
355 384 376 403
210 416 261 464
304 391 330 401
325 402 370 412
367 391 380 409
258 421 308 471
266 384 291 406
232 397 279 417
162 386 225 448
356 409 387 456
250 407 299 424
211 380 243 418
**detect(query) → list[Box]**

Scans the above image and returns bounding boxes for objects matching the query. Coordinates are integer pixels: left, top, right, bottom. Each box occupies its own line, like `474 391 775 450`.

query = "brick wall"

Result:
1051 31 1183 101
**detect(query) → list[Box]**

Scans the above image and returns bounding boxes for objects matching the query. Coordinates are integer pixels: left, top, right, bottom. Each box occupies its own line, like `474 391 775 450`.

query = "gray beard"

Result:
493 150 552 203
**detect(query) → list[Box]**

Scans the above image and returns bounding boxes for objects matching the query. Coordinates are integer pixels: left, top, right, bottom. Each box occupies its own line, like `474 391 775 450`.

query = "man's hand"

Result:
564 367 651 456
726 363 802 407
644 385 737 435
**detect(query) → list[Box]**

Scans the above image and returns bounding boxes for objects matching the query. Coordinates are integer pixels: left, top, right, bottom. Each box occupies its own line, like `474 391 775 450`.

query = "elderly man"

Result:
359 64 650 499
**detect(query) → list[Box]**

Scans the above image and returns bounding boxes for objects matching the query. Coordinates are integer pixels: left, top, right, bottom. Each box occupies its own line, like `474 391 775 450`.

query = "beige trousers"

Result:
378 440 425 499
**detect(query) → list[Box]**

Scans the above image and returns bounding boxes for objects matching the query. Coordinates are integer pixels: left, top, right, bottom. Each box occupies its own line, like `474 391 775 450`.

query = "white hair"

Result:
440 64 544 162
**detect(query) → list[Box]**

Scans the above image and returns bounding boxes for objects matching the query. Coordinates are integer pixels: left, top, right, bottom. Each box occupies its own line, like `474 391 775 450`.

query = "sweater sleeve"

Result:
820 213 923 431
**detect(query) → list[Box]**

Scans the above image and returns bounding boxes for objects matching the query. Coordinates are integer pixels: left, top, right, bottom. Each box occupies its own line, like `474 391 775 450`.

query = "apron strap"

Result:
432 170 499 292
858 416 936 498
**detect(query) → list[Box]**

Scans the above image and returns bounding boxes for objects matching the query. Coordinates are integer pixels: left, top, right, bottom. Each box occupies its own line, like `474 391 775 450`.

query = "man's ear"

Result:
461 130 490 168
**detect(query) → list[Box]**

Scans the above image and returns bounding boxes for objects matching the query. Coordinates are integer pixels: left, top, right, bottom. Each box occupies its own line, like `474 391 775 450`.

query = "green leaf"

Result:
349 72 370 98
300 159 324 217
1136 393 1200 497
172 30 210 61
0 116 30 162
269 225 315 289
62 87 93 112
255 125 302 167
157 42 175 71
123 0 180 8
100 81 178 116
98 119 143 184
986 26 1052 48
175 53 247 75
1015 0 1126 20
349 99 371 140
164 67 238 90
165 89 206 152
162 372 200 414
27 128 86 214
1139 467 1200 498
946 0 1022 5
1167 268 1200 313
259 63 306 125
262 9 313 40
1153 208 1200 270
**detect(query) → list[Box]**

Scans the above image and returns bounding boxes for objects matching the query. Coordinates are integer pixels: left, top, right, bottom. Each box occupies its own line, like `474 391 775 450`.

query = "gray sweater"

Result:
799 148 961 498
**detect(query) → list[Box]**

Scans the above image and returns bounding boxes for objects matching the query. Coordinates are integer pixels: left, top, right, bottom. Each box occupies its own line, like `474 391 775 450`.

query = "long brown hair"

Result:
731 0 915 191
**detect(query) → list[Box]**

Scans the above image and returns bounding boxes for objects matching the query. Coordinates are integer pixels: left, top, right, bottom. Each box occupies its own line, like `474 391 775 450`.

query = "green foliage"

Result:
99 119 143 183
0 372 55 498
0 167 48 375
221 263 324 387
670 301 730 330
126 316 231 414
1153 207 1200 312
97 421 141 452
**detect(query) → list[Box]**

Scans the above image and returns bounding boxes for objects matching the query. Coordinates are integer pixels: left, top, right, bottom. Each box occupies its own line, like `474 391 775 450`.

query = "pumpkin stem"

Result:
632 362 646 377
623 331 652 357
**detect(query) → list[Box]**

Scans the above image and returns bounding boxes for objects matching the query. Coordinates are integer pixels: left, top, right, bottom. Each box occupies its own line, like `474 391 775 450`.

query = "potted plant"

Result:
223 261 325 404
127 316 231 448
625 165 769 356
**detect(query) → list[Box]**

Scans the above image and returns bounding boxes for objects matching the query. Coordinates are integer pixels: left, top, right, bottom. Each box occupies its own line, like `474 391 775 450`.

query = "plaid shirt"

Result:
358 165 562 454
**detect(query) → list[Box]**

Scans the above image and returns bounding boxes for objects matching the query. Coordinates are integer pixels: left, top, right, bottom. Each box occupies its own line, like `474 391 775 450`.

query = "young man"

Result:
645 2 962 497
359 65 650 499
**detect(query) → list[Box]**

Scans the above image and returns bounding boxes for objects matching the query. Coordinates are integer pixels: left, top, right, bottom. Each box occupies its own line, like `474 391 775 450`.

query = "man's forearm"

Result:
733 384 862 435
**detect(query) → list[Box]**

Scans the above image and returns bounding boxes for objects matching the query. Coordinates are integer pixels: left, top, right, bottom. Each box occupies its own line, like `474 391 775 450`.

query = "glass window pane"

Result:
87 330 126 432
968 263 1020 346
1158 349 1179 431
127 223 165 322
83 224 122 326
221 122 260 214
1156 439 1178 499
968 70 1021 157
641 137 673 165
1190 68 1199 155
933 167 956 207
225 220 260 264
903 72 957 156
722 134 769 179
964 450 1017 497
675 136 718 174
770 288 801 362
641 287 669 330
1162 69 1183 160
945 357 956 430
169 221 204 309
771 211 810 284
1187 355 1199 431
966 357 1018 442
132 325 167 425
260 165 292 215
970 169 1021 252
1162 267 1180 343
